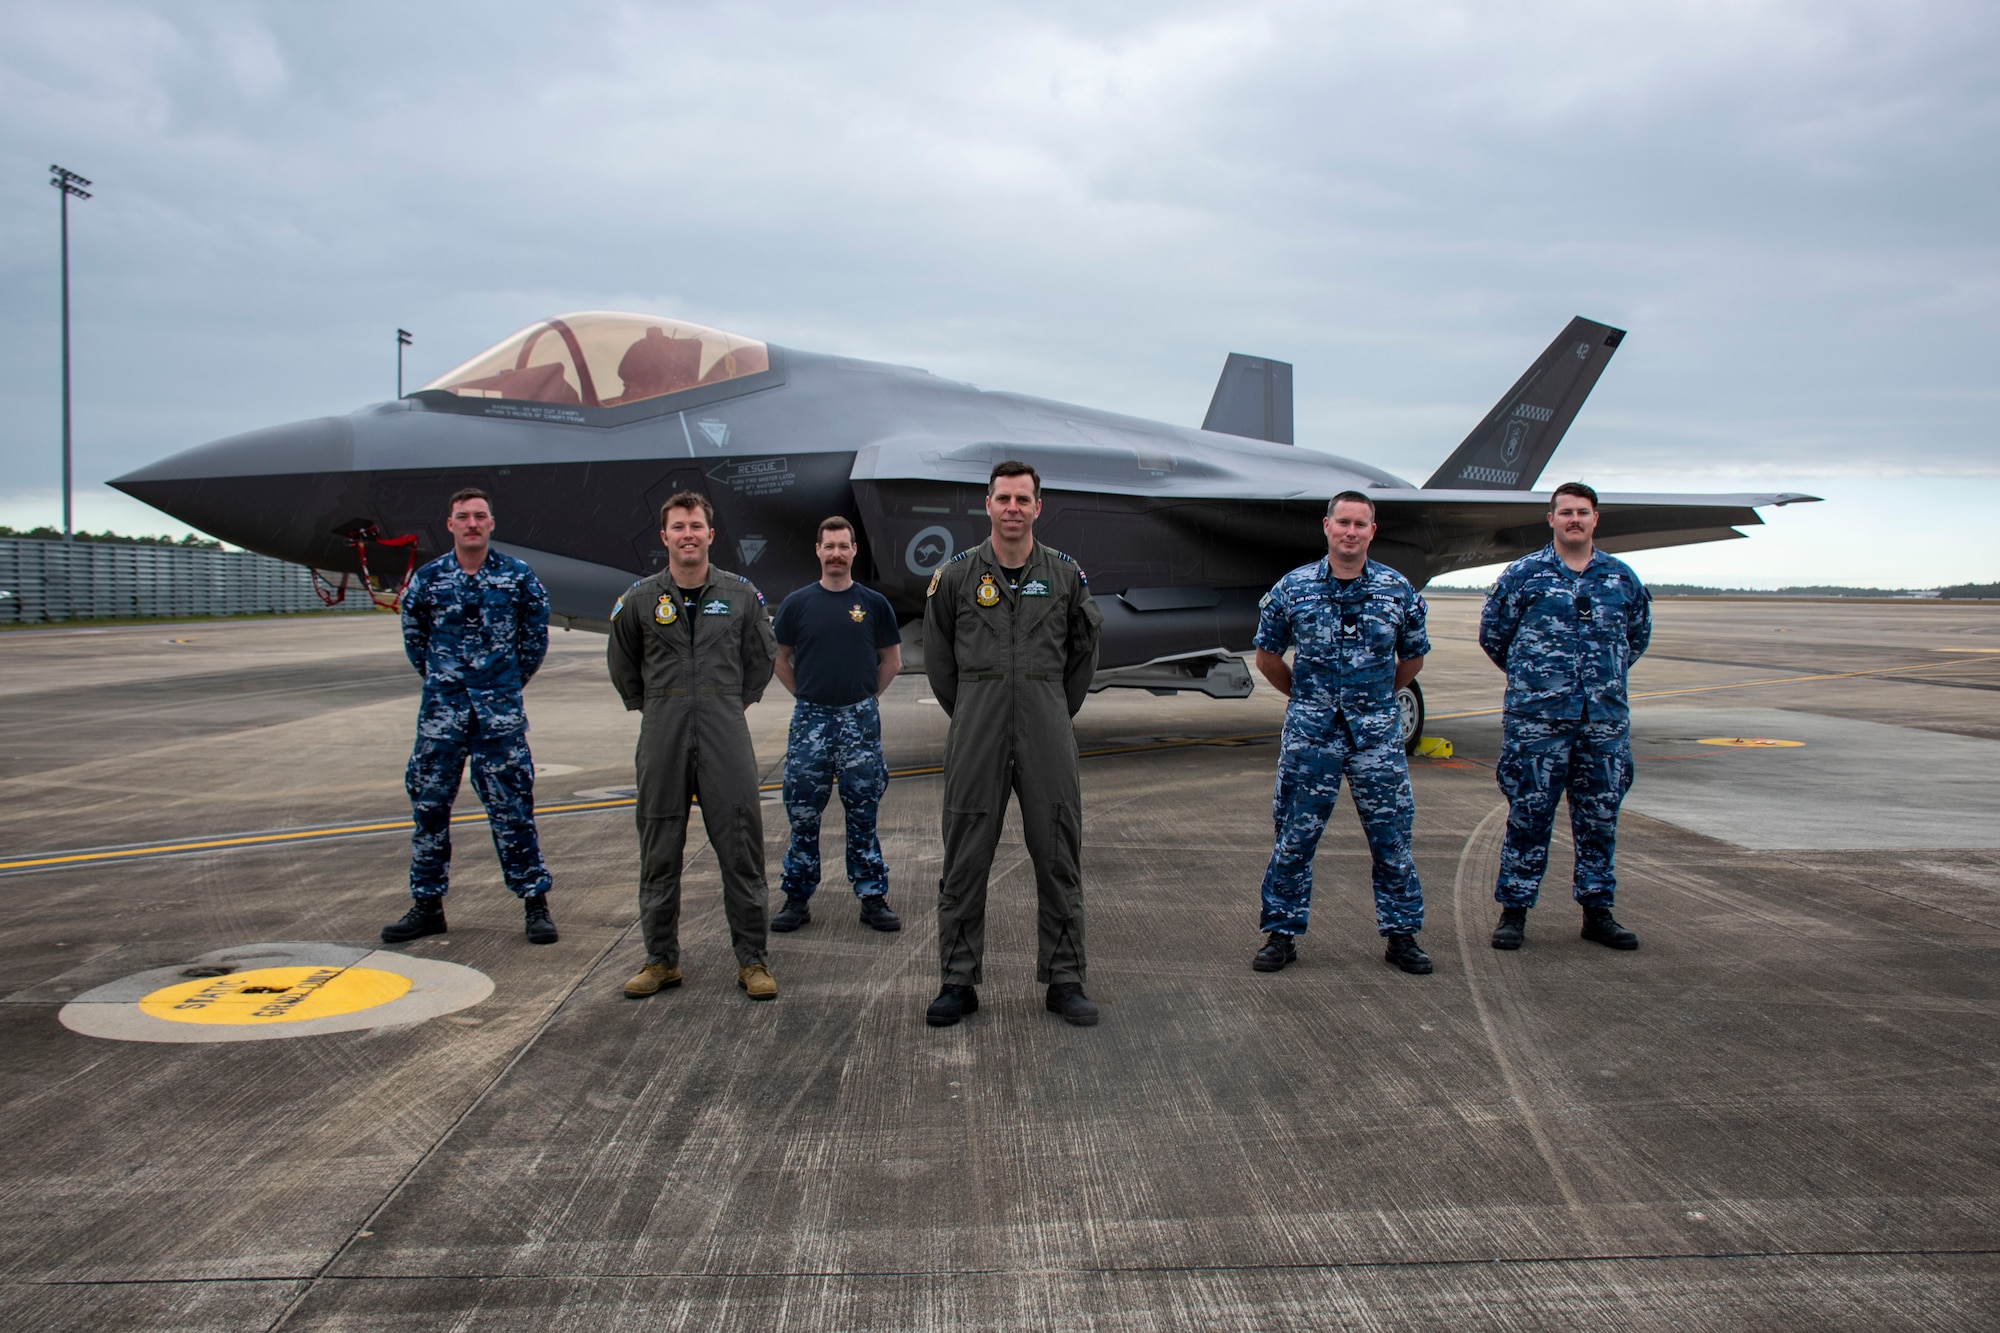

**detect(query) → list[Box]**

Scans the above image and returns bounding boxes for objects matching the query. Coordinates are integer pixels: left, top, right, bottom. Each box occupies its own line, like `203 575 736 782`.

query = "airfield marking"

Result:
1697 737 1805 748
58 945 493 1044
1427 652 1997 723
138 965 411 1025
3 654 1989 876
0 737 1268 874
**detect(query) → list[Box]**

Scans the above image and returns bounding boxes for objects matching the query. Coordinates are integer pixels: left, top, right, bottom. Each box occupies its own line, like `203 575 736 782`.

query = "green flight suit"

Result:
924 538 1102 986
607 567 778 969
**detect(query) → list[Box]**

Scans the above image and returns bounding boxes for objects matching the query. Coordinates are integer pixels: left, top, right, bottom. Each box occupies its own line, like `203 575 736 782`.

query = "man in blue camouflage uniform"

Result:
1252 490 1434 976
382 488 557 946
1479 481 1651 952
769 517 904 935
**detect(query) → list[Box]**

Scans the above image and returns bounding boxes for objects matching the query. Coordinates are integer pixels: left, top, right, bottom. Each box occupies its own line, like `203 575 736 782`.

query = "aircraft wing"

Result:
1369 488 1823 584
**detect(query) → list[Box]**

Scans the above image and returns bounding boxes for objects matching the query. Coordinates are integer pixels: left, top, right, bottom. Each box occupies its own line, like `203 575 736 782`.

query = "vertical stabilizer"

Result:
1202 353 1294 445
1423 318 1625 490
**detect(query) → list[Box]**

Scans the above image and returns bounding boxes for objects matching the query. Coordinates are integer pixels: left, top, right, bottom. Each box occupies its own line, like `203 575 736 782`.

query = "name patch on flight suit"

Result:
654 595 678 625
975 575 1000 607
701 599 733 616
1020 578 1050 597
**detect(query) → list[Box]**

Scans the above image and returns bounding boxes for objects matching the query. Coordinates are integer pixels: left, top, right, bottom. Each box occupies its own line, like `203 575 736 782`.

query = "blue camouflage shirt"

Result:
1255 557 1431 749
401 550 550 730
1479 544 1651 724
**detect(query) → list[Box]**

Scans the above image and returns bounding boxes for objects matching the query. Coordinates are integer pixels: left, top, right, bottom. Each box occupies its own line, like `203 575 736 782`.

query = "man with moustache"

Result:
1479 481 1651 952
382 487 557 948
769 516 905 934
608 491 781 1000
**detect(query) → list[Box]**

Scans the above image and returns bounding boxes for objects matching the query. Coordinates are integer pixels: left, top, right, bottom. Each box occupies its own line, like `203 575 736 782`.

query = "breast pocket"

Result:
1359 599 1399 653
1294 598 1339 652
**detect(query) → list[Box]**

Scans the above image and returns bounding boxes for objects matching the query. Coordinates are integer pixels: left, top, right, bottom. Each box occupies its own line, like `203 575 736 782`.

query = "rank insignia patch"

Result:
654 595 678 625
975 575 1000 607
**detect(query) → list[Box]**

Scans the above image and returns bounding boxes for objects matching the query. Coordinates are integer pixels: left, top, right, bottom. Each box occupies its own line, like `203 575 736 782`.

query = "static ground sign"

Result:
59 941 491 1043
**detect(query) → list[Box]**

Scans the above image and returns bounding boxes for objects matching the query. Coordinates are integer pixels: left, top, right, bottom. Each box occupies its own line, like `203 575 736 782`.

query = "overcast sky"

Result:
2 0 1995 585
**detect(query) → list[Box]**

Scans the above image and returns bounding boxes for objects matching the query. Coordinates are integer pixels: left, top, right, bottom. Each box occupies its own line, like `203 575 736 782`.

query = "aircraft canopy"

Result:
421 312 769 408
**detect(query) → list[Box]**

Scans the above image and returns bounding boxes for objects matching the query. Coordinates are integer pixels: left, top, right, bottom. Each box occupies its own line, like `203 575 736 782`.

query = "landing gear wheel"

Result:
1397 679 1426 756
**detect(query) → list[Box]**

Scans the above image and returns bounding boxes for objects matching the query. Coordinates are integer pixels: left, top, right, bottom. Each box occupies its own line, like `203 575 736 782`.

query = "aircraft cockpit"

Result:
420 312 770 409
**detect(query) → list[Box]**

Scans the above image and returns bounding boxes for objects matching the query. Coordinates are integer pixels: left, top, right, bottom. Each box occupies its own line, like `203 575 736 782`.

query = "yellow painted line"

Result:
0 740 1242 874
6 655 1988 875
1432 653 1997 722
1697 737 1805 748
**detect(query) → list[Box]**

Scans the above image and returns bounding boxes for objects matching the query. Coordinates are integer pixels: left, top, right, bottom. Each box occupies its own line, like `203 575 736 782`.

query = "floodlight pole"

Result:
397 328 413 397
50 166 92 542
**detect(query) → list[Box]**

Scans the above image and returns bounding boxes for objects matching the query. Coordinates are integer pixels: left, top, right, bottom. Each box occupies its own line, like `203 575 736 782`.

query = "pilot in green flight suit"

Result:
608 492 781 1002
923 460 1103 1028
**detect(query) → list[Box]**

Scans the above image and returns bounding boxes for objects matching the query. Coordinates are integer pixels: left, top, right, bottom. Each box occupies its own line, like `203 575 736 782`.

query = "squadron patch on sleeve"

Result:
926 568 943 598
1258 591 1273 609
611 592 627 620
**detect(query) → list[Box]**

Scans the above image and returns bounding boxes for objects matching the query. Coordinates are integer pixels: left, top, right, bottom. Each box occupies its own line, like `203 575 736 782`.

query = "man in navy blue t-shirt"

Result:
769 517 904 933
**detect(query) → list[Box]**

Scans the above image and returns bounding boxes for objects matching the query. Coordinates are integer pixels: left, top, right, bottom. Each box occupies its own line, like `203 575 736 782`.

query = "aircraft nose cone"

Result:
111 416 359 566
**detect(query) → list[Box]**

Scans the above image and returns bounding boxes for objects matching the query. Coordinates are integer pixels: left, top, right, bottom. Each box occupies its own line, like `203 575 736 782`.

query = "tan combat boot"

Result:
737 962 778 1001
623 962 682 998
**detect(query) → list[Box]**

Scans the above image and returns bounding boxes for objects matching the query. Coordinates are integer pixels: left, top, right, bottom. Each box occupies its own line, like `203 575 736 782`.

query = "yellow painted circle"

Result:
137 966 413 1026
1697 737 1805 748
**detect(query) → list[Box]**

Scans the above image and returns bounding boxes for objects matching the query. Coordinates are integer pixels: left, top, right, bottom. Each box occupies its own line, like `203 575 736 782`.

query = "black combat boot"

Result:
1045 982 1100 1027
1251 932 1298 972
770 895 812 932
926 983 978 1028
1384 933 1433 974
1581 905 1639 950
523 894 558 945
1491 906 1528 951
858 895 901 932
381 897 446 944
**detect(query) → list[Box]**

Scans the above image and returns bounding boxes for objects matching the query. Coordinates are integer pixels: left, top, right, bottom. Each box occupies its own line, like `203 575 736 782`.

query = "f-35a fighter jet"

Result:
113 310 1814 741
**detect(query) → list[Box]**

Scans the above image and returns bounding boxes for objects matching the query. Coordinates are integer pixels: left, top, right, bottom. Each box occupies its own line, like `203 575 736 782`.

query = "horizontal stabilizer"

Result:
1203 353 1293 445
1424 318 1624 490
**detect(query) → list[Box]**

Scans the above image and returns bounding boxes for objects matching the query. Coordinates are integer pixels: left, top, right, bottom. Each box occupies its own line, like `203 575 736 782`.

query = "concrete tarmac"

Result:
0 597 1996 1330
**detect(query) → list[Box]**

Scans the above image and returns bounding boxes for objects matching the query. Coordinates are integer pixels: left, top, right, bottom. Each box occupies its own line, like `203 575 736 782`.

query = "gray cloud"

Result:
1 1 1995 542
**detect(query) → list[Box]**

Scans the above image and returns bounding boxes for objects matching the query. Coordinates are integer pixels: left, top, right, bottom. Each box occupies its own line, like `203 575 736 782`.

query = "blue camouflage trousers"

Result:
1260 720 1424 937
406 701 552 900
781 696 890 900
1494 715 1634 909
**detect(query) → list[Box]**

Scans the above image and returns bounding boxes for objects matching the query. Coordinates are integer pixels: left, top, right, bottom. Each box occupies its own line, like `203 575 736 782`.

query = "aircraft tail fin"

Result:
1202 353 1294 445
1423 317 1625 490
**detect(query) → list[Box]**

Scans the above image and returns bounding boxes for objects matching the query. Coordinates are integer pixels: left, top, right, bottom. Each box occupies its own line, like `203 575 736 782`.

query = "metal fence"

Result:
0 538 370 624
